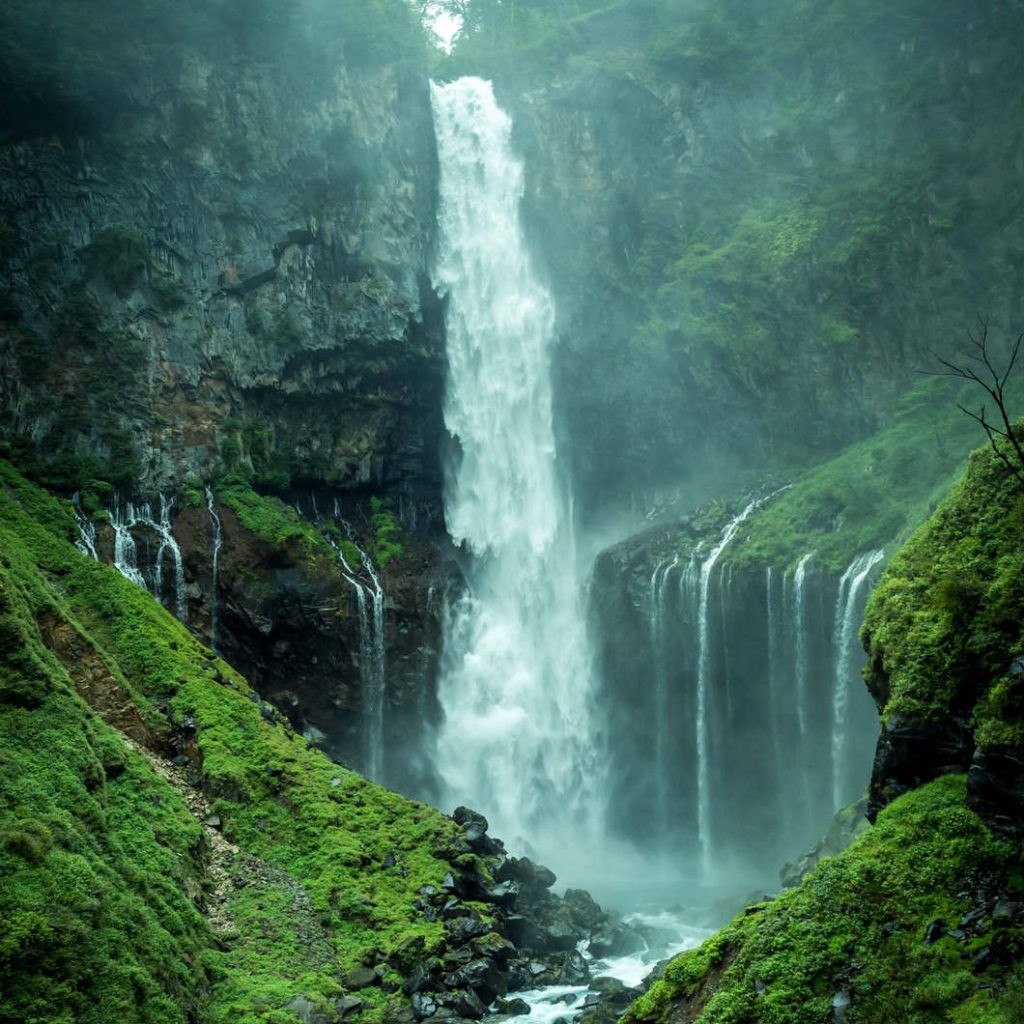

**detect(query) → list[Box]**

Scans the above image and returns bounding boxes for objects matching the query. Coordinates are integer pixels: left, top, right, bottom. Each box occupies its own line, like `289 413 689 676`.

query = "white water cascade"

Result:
792 552 815 738
695 500 758 874
321 498 388 782
109 497 186 619
649 555 679 821
72 494 98 560
830 549 885 807
205 486 223 651
111 501 149 589
430 77 599 858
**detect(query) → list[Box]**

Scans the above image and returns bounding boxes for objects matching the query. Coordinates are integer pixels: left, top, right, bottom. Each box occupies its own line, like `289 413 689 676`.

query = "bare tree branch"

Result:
923 321 1024 488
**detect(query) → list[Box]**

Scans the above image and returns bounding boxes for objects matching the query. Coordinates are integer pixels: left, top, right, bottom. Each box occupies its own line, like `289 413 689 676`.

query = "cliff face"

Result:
588 510 881 885
0 51 444 498
0 26 453 775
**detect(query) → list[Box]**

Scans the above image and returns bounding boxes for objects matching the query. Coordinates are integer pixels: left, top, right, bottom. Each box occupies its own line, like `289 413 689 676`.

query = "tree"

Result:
931 319 1024 488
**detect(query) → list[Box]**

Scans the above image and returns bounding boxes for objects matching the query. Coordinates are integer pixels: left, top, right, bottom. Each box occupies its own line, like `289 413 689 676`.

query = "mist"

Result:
1 0 1022 1021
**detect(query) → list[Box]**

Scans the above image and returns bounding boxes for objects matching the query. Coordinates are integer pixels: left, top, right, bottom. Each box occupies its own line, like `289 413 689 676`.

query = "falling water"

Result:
72 494 98 560
764 566 787 826
695 500 758 875
360 550 387 782
830 549 885 808
109 497 186 619
792 552 815 738
322 498 388 782
111 501 148 588
430 77 598 857
649 556 678 823
205 486 223 650
156 496 187 622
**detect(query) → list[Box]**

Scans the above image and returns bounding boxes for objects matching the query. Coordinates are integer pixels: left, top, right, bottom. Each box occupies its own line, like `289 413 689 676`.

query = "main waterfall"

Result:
430 78 599 862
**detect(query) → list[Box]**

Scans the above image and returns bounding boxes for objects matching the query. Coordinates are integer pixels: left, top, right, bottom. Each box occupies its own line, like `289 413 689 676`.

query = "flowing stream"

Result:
430 77 599 863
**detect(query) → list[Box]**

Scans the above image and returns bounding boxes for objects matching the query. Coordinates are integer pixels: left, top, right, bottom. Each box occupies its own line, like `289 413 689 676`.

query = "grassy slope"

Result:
727 378 1024 573
0 459 475 1024
624 777 1024 1024
862 437 1024 743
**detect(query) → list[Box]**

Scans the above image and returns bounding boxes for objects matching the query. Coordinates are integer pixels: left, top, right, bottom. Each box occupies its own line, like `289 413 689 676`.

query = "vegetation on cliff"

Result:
726 375 1024 573
863 435 1024 746
622 776 1024 1024
437 0 1024 515
0 459 480 1023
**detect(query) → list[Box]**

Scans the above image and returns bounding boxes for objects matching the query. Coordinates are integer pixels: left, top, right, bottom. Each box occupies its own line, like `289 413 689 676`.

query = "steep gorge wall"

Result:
0 22 453 782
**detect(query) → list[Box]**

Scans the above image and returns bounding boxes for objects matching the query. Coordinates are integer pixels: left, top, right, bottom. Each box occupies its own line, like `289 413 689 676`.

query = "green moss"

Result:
729 376 1024 573
0 459 480 1022
624 777 1023 1024
0 515 211 1022
370 496 403 567
862 432 1024 742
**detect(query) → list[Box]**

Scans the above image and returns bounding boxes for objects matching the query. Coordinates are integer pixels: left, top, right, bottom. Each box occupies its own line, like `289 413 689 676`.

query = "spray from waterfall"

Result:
430 77 599 863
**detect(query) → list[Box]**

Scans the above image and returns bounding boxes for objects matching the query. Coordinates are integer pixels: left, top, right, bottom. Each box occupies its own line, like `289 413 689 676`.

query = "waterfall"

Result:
205 486 222 650
650 556 679 826
695 501 758 875
765 567 787 830
155 495 187 622
792 552 814 738
322 498 388 782
109 496 186 619
830 549 885 808
111 501 148 589
360 550 387 782
430 77 598 857
72 494 98 560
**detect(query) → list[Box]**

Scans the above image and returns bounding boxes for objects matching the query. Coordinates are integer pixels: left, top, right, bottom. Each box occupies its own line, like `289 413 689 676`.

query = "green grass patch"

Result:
729 376 1024 573
0 460 480 1022
625 777 1023 1024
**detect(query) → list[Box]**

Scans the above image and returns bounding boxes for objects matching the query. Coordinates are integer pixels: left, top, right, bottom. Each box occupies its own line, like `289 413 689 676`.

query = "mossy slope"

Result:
623 778 1024 1024
862 436 1024 745
0 460 472 1023
728 377 1024 574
